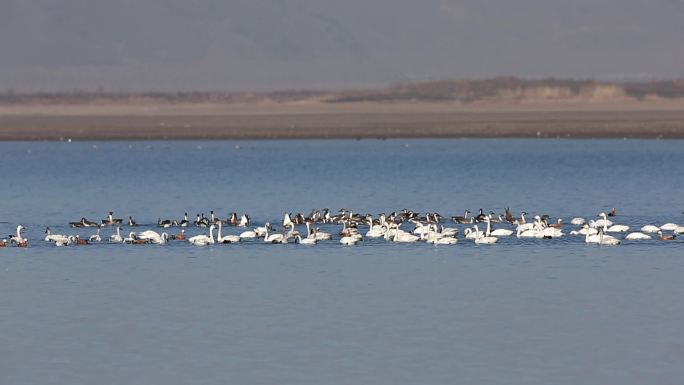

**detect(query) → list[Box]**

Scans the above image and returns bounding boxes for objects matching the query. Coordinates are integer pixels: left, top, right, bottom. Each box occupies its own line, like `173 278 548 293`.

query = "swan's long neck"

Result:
217 222 222 239
521 213 526 224
602 215 608 232
485 218 492 236
474 225 481 240
16 226 22 239
209 227 215 243
116 227 121 237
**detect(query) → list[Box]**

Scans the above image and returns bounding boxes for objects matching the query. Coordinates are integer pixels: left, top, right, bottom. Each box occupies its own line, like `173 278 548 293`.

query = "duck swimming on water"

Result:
657 231 676 241
70 217 98 228
179 213 189 227
102 211 123 225
171 229 186 241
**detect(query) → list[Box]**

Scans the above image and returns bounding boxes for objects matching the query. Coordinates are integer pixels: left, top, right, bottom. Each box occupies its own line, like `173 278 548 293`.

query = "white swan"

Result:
339 235 359 245
598 213 628 233
421 224 447 243
385 225 419 243
584 226 620 245
188 225 216 246
89 226 102 242
254 223 271 238
540 226 563 239
433 236 458 245
263 226 286 243
490 228 514 237
439 225 458 237
640 225 660 233
517 226 543 238
313 227 332 240
295 235 317 245
485 216 513 237
305 222 332 240
149 233 169 244
137 230 161 240
473 225 498 244
44 227 68 243
625 232 651 240
216 222 241 243
109 226 123 243
283 213 293 228
516 215 540 232
54 237 71 247
464 227 484 240
573 226 598 236
570 217 585 226
365 223 386 238
123 232 137 244
239 229 257 239
136 230 168 244
10 225 28 246
592 215 613 228
660 223 679 231
238 214 250 227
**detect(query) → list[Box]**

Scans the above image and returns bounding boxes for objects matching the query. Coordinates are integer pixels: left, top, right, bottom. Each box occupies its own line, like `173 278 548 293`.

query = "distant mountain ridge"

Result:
1 0 682 91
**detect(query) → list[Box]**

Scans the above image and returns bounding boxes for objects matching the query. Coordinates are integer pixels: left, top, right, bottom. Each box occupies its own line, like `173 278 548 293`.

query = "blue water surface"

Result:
1 139 683 385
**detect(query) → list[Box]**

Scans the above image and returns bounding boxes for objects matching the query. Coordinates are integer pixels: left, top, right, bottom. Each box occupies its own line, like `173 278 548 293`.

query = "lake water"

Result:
1 139 684 385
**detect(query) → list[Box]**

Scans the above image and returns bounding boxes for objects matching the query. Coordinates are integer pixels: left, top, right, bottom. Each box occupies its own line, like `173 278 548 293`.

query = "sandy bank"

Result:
1 100 683 140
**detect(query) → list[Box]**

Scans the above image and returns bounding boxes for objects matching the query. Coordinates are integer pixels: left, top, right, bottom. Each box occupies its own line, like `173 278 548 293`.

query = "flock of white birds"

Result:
2 208 683 248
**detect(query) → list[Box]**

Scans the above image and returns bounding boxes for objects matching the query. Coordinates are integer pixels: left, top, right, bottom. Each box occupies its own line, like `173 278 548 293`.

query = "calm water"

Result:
1 139 684 385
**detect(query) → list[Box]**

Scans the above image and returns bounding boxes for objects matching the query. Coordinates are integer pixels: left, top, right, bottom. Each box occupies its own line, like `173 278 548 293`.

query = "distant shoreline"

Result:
3 77 684 140
1 101 684 140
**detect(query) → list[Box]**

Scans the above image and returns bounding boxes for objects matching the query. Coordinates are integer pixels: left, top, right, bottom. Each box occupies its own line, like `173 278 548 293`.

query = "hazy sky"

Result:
1 0 682 91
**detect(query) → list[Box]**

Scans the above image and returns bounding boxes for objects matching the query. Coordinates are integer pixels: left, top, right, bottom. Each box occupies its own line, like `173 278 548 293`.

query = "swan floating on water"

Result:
625 232 651 240
216 222 241 243
584 226 620 245
89 226 102 242
640 225 660 233
10 225 28 247
570 217 585 226
660 223 679 231
188 225 216 246
109 226 123 243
